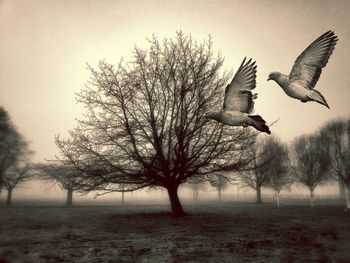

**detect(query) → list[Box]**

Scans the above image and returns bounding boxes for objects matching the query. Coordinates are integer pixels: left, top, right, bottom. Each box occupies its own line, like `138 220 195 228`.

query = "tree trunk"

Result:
275 191 280 208
193 187 198 201
6 188 12 207
218 188 222 201
121 191 125 205
339 178 345 200
310 189 314 207
0 177 3 194
344 185 350 210
66 189 73 206
256 186 262 204
167 185 185 216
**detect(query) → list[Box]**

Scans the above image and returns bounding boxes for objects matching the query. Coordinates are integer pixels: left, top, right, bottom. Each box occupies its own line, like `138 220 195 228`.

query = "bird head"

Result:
267 72 280 81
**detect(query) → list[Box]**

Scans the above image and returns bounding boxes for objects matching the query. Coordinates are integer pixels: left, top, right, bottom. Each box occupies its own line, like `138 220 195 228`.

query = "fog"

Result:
0 178 341 207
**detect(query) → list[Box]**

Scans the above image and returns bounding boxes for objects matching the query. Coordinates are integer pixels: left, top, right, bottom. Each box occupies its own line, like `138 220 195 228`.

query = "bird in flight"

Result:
267 30 338 109
206 58 271 134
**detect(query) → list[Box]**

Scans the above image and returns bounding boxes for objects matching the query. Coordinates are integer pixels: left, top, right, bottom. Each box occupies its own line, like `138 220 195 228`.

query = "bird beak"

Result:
267 77 271 81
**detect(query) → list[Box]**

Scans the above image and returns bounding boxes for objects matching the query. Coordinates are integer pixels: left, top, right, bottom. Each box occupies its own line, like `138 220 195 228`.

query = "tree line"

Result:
1 115 349 211
229 123 349 209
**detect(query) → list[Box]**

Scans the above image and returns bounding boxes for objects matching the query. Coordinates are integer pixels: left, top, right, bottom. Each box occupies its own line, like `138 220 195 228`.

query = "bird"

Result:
205 57 271 134
267 30 338 109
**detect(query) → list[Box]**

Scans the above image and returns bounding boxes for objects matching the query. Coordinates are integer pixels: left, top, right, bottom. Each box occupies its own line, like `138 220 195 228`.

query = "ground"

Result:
0 202 349 262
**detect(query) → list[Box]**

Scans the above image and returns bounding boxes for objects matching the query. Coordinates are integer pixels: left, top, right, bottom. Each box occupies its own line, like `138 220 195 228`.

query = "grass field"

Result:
0 202 349 262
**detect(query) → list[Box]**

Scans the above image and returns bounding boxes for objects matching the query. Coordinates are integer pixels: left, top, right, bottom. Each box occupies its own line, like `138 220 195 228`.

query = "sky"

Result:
0 0 349 165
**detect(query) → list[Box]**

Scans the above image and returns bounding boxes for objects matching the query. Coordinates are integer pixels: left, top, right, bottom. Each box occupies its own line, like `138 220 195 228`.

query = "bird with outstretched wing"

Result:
267 30 338 108
206 57 271 134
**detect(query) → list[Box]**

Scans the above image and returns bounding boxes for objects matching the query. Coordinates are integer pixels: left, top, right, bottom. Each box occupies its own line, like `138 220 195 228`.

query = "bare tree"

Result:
210 174 231 201
185 181 206 201
291 135 329 207
188 181 207 202
239 138 272 204
2 164 32 206
319 119 350 209
55 32 255 216
36 162 86 206
264 136 292 208
0 107 28 194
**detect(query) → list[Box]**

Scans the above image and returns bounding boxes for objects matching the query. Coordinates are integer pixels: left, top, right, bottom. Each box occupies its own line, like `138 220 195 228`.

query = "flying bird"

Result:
205 58 271 134
267 30 338 109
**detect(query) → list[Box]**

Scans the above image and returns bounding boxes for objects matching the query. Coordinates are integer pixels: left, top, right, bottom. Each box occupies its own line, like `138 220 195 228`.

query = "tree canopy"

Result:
264 136 291 193
318 118 350 208
0 107 29 191
239 137 274 203
291 135 329 206
56 32 255 215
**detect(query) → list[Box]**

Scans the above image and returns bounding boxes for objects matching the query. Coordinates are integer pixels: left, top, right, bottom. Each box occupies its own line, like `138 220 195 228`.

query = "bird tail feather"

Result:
248 115 271 134
307 90 330 109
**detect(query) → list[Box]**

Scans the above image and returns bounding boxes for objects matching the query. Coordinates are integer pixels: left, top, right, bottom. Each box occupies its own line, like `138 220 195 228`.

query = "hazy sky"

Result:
0 0 349 163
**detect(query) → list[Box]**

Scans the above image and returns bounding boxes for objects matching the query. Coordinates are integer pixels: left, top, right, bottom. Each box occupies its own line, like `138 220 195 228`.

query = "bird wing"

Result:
223 57 257 113
289 30 338 89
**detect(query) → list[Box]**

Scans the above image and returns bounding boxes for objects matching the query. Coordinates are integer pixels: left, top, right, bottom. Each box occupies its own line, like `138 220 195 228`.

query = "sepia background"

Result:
0 0 349 201
1 1 350 262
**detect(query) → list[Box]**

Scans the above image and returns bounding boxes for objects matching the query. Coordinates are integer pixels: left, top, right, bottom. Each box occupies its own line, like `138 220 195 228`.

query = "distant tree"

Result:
189 181 207 202
319 119 350 209
239 138 273 204
264 136 292 208
192 184 200 201
210 174 231 201
55 32 255 216
337 178 346 200
0 107 28 194
2 163 32 206
291 135 329 207
120 185 126 205
37 162 86 206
